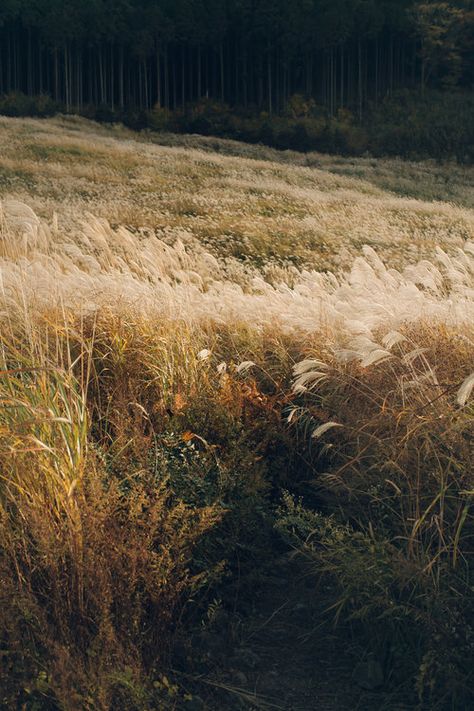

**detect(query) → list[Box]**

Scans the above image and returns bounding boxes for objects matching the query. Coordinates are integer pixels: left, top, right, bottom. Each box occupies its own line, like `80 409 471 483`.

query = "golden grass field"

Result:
1 116 474 709
1 115 474 336
2 114 474 273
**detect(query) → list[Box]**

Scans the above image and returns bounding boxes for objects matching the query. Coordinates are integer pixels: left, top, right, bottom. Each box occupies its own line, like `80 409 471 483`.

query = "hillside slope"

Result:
1 116 474 273
1 117 474 710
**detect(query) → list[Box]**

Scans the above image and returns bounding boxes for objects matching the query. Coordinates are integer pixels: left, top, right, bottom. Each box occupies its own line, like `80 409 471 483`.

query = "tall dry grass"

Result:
1 127 474 707
287 322 474 703
0 211 225 707
0 201 299 707
0 311 223 708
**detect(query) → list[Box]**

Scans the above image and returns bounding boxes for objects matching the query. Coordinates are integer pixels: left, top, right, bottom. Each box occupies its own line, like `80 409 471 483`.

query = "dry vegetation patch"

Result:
1 116 473 271
1 117 474 708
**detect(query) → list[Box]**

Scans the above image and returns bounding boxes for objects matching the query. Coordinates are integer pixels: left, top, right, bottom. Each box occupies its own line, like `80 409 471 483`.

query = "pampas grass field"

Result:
1 115 474 709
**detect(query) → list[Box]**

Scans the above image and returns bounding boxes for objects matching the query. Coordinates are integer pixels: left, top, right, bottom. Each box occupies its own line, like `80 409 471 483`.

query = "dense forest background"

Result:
0 1 473 160
0 1 473 114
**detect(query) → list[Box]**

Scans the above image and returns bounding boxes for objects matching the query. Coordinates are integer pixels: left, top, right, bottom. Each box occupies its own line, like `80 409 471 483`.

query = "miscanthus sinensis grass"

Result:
2 198 474 349
1 115 473 274
1 119 474 707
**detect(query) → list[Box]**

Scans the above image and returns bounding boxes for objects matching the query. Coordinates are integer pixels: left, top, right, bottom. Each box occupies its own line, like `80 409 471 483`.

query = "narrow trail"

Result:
181 557 413 711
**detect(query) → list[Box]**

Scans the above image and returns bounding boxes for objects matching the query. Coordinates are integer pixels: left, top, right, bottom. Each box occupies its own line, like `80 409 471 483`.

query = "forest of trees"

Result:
0 1 473 118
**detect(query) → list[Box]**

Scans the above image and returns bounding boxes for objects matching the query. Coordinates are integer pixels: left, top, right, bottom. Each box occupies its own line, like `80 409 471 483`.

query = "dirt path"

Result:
177 557 413 710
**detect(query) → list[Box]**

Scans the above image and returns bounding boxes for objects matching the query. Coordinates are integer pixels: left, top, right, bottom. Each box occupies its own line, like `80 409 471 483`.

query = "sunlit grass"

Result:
1 115 473 272
1 118 474 707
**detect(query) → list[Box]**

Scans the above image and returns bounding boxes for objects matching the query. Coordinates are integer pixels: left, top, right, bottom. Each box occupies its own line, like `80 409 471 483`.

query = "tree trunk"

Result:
99 48 105 104
54 48 59 100
163 45 169 109
110 45 115 110
340 44 344 108
197 45 202 98
182 44 186 108
267 43 272 114
119 45 125 108
219 42 225 102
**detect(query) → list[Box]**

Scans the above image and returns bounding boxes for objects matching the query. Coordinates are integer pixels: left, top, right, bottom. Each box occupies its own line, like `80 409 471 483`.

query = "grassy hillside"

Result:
1 116 474 709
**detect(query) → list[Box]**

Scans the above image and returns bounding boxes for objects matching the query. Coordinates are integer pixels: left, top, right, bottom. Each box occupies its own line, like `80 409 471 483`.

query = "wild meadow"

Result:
1 115 474 709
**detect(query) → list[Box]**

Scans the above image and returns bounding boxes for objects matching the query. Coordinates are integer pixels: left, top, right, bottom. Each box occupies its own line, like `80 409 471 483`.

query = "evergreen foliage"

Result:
0 1 473 115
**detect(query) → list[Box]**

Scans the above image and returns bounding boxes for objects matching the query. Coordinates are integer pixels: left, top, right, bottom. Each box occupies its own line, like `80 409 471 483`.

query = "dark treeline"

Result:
0 1 473 118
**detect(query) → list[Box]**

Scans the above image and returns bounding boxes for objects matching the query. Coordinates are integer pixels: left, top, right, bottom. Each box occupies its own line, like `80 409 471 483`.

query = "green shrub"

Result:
0 89 472 161
368 90 474 162
0 91 59 118
276 492 474 708
284 93 318 119
94 103 119 124
147 106 172 131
